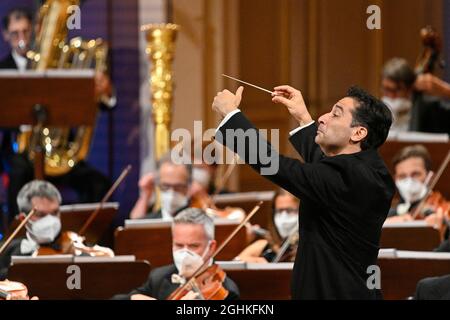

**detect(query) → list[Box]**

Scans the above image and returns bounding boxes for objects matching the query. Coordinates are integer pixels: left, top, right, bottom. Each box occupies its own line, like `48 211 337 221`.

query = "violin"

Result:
36 231 114 257
412 150 450 220
168 201 263 300
167 264 229 300
0 280 31 300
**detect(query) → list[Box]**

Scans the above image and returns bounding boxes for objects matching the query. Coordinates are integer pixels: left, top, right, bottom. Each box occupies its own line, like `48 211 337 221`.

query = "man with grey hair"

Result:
130 154 192 220
0 180 63 280
113 208 240 300
381 57 450 134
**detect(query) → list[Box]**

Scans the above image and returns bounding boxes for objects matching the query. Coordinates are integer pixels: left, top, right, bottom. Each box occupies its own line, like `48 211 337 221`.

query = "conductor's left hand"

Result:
212 86 244 117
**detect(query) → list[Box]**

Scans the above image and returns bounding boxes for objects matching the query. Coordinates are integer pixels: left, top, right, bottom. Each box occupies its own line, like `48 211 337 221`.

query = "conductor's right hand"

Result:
272 85 313 126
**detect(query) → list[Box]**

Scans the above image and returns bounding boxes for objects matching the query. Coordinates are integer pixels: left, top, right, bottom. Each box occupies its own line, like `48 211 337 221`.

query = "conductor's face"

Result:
316 97 365 156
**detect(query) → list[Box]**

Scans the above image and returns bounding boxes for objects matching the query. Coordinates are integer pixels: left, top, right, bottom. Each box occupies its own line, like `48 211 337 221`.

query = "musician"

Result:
0 7 32 179
130 155 192 220
414 274 450 300
112 208 239 300
384 145 446 228
381 57 450 134
236 189 299 263
0 7 115 221
0 180 63 280
213 85 395 299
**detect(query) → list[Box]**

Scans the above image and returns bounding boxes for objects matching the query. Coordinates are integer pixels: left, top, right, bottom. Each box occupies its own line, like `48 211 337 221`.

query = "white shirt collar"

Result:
11 50 28 72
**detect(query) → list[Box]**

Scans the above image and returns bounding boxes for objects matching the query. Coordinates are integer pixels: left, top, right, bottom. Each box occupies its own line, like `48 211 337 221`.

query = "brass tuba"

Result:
19 0 108 177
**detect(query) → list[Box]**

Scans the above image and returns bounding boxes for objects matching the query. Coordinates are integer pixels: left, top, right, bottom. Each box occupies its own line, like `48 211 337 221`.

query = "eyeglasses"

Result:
274 208 298 215
158 182 188 193
33 210 60 219
8 29 31 40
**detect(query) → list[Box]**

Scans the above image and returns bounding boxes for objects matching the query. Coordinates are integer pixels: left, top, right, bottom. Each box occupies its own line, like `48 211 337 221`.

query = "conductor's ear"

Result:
351 126 368 145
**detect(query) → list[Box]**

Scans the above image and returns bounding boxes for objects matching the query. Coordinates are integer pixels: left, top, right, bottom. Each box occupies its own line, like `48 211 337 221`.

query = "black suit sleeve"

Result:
288 123 324 163
111 269 156 300
223 277 240 300
216 112 344 206
434 239 450 252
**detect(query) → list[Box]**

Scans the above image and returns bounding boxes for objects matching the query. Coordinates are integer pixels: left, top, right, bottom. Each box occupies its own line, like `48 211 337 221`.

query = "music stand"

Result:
0 70 96 179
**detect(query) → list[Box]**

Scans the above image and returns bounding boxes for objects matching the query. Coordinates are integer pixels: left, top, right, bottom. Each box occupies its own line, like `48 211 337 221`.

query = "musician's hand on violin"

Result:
414 74 450 99
180 290 200 300
424 209 444 229
130 294 156 300
212 86 244 117
272 85 313 126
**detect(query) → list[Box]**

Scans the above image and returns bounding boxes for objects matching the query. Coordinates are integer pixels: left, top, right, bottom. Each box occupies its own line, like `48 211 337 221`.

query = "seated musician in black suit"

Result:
380 58 450 134
112 208 239 300
414 274 450 300
0 7 115 221
0 180 63 280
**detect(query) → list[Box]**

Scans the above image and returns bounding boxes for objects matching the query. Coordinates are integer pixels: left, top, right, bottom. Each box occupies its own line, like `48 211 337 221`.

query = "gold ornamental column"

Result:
142 23 179 161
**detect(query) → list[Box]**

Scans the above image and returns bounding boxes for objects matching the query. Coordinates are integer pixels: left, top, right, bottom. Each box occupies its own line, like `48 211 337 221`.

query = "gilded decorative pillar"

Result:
142 23 179 160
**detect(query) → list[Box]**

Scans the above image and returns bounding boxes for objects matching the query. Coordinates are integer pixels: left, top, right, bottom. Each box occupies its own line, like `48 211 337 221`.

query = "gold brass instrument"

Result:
19 0 109 177
142 23 179 161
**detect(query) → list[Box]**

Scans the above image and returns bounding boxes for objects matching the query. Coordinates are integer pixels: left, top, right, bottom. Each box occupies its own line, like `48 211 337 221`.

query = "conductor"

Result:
212 85 395 299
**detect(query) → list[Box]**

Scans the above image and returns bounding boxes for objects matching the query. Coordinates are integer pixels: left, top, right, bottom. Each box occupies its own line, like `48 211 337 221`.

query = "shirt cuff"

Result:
289 121 315 136
100 94 117 109
215 109 241 133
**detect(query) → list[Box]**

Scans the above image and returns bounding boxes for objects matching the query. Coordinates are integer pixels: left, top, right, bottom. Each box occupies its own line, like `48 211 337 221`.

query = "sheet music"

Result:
382 220 430 228
212 191 276 204
124 217 240 229
246 262 294 270
124 218 172 229
395 250 450 260
0 69 95 78
11 255 73 264
60 202 119 213
73 255 136 263
216 261 247 270
378 248 398 258
387 131 449 143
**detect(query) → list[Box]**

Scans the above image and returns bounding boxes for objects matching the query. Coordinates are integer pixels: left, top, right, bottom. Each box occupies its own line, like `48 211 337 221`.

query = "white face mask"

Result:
381 97 412 132
173 243 210 278
192 167 211 189
26 215 61 244
274 211 298 239
160 190 188 220
396 177 428 204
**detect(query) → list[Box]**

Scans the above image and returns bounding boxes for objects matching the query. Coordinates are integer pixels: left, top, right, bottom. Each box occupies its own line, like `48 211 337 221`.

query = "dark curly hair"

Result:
348 86 393 150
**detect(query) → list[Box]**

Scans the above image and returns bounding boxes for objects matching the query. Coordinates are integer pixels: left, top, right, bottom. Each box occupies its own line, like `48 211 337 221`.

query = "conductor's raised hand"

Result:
272 85 313 126
212 86 244 117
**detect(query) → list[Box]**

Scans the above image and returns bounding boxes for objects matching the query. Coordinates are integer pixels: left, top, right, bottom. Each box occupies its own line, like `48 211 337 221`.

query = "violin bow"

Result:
212 154 238 198
412 150 450 220
169 201 263 299
0 209 36 255
78 165 132 236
